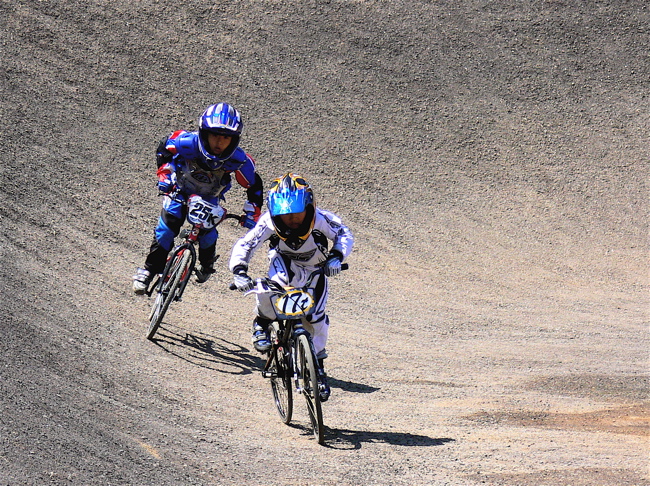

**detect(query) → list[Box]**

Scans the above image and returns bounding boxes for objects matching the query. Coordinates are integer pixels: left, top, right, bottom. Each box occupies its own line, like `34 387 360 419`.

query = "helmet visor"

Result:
268 189 310 216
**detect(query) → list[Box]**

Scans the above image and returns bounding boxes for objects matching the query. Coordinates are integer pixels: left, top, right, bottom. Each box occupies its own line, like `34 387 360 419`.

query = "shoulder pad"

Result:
220 147 249 171
173 132 201 159
163 130 187 155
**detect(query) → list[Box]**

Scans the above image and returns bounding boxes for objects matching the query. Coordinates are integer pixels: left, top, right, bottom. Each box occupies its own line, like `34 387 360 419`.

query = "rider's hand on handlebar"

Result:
324 254 342 277
240 214 257 230
232 266 254 292
157 180 175 194
240 202 261 229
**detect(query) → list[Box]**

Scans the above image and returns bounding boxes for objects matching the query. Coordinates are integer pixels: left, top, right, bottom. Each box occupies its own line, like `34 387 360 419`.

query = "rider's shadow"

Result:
150 323 260 375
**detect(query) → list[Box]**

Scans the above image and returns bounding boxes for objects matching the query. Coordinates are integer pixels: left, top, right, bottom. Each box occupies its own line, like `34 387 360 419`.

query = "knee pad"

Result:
198 228 218 248
154 217 176 251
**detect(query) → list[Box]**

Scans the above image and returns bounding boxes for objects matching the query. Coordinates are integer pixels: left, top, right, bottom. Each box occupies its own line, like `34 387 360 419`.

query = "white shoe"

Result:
132 268 152 295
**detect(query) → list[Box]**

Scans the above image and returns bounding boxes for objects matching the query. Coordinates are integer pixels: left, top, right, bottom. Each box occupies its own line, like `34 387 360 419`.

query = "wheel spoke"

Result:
297 334 324 444
147 248 192 340
270 345 293 424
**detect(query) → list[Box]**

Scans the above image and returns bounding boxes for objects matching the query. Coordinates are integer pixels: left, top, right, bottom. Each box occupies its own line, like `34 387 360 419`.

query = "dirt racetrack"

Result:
1 0 648 484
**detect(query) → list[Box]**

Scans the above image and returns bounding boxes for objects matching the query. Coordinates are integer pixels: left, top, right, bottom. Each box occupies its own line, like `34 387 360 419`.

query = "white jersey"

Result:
229 208 354 271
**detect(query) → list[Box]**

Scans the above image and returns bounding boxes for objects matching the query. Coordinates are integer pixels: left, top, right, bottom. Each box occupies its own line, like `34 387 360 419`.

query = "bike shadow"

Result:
150 323 260 375
329 377 380 394
327 428 455 450
288 423 455 450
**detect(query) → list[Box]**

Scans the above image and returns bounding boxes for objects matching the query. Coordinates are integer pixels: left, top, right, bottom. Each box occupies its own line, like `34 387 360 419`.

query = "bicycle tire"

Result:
297 333 324 444
270 343 293 424
147 248 191 340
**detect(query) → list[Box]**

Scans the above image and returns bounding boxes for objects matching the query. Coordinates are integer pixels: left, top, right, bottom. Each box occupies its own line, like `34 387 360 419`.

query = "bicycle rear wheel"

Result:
270 343 293 424
297 333 324 444
147 248 191 340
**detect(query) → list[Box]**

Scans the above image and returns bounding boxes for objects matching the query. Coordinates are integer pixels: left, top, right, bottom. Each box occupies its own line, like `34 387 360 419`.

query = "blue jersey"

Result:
158 130 263 208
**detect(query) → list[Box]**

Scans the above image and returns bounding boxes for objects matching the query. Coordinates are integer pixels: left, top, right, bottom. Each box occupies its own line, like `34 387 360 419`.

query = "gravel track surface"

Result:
1 1 647 485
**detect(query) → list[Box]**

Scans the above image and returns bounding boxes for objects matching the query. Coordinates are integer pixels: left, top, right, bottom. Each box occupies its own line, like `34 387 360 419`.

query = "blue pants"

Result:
143 194 219 274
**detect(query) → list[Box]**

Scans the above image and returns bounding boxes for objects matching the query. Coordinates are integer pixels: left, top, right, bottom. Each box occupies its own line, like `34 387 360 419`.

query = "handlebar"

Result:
161 191 245 226
229 263 349 291
222 213 245 224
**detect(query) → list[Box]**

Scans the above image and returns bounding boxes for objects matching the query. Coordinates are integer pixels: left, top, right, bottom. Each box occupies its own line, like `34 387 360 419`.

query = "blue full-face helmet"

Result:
197 103 243 169
267 173 316 250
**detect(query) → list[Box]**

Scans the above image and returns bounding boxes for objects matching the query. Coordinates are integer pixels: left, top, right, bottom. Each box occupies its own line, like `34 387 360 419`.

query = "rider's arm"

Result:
233 153 264 209
317 209 354 261
155 130 186 193
229 212 275 272
156 162 176 194
233 154 263 228
156 130 186 167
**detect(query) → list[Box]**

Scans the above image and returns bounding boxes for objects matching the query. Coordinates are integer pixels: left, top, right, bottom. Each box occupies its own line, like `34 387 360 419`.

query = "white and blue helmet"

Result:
197 103 243 169
267 173 316 250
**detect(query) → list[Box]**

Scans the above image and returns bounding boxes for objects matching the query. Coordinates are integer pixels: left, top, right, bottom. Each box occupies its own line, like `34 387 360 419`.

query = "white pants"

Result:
256 251 330 358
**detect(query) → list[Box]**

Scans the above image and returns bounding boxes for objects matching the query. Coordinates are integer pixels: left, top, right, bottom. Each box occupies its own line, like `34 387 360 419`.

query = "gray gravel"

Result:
1 0 647 485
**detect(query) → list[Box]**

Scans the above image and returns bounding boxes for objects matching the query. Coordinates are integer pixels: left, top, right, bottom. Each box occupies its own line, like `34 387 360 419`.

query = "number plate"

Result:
274 289 314 317
187 195 226 229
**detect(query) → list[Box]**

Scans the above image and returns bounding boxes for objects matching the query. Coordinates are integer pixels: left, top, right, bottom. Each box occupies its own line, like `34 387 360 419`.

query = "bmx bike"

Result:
146 193 241 340
232 264 348 444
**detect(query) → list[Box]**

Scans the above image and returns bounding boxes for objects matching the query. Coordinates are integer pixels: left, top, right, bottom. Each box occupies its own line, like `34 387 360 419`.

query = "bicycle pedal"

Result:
262 371 277 379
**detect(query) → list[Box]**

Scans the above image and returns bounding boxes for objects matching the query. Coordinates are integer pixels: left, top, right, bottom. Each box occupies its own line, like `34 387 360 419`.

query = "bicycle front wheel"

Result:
147 248 192 340
296 333 324 444
270 342 293 424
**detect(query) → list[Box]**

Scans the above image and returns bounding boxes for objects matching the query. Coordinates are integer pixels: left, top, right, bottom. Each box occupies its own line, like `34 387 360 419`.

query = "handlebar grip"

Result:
229 263 350 291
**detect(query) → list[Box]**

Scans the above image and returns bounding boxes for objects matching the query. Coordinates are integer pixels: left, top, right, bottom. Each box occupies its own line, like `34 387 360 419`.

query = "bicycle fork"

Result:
291 323 313 395
172 246 197 302
261 322 287 379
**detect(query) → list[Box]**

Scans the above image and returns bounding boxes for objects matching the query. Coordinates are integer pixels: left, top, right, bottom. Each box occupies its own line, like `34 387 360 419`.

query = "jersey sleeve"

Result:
316 209 354 260
234 153 264 208
156 162 175 184
229 212 275 271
